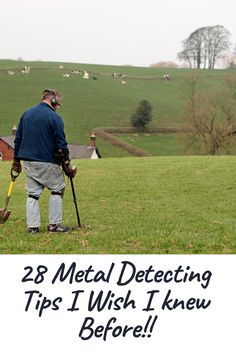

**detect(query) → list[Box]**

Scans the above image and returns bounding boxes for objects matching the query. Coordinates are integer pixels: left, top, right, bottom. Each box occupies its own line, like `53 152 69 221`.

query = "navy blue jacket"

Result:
14 102 69 163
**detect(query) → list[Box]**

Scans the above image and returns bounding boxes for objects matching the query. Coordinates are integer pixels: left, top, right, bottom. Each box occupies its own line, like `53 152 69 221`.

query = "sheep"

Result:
59 65 64 70
121 80 127 85
112 72 124 79
163 74 170 80
62 73 70 78
21 66 30 74
8 70 15 75
83 70 89 79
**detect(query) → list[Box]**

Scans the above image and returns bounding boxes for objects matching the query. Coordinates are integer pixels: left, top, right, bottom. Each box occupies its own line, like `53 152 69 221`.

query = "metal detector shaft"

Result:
69 177 82 227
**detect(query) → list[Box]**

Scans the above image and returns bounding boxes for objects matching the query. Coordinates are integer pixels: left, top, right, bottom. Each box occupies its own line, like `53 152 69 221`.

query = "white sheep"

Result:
83 70 89 79
112 72 124 79
8 70 15 75
21 66 30 74
163 74 170 80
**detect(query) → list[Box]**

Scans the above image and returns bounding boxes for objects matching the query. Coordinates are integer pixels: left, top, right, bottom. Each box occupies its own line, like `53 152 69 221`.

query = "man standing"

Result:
12 89 77 234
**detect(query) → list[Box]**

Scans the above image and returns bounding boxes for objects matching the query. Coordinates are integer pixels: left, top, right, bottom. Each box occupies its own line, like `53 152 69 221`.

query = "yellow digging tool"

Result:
0 168 20 224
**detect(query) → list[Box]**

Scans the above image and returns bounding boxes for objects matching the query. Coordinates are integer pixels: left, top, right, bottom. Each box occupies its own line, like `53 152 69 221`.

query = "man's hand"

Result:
12 158 22 174
63 161 77 178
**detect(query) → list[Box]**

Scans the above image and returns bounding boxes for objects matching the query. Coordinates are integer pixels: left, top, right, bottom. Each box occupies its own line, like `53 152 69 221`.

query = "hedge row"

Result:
94 128 151 157
94 126 190 157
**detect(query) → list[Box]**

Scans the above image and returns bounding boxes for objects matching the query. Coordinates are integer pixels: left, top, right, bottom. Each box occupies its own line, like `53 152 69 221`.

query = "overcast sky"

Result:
0 0 235 67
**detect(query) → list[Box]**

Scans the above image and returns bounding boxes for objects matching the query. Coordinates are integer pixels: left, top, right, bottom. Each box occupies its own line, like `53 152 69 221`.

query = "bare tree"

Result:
183 72 236 155
178 25 231 69
177 41 194 68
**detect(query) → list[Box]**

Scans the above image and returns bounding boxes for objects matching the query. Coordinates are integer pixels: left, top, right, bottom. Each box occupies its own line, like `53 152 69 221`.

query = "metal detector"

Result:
69 176 82 228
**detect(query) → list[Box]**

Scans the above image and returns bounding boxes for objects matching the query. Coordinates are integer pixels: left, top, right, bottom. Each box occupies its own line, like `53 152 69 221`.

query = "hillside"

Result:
0 156 235 254
0 59 234 157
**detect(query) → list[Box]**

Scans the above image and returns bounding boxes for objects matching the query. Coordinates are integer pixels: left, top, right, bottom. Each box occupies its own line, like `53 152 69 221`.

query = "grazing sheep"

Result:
121 80 127 85
112 72 124 79
8 70 15 75
62 73 70 78
59 65 64 70
83 70 89 79
21 66 30 74
163 74 170 80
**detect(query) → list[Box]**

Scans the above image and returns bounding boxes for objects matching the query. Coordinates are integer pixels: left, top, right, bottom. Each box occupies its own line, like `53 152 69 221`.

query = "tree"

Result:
130 100 152 129
183 72 236 155
178 25 231 69
177 42 194 68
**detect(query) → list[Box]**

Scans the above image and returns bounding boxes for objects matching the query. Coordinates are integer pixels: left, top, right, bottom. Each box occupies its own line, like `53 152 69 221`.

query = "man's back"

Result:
14 102 68 163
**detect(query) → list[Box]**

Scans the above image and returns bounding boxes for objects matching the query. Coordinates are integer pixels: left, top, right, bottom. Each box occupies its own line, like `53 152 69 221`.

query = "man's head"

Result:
41 89 62 110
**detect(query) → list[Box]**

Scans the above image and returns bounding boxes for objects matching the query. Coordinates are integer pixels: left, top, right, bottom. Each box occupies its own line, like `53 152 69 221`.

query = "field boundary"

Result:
94 126 189 157
94 127 151 156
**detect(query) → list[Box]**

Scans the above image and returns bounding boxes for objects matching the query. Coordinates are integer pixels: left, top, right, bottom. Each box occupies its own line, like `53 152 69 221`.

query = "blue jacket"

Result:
14 102 69 163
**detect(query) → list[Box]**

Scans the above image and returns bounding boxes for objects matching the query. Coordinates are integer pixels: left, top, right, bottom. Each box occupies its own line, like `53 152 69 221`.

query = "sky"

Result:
0 0 235 67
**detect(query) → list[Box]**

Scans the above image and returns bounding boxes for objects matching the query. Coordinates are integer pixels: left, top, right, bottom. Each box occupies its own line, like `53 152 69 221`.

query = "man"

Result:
12 89 77 234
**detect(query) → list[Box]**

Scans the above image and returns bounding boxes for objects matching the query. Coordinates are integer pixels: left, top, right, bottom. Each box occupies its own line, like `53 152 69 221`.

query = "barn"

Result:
0 126 16 161
68 132 102 159
0 136 14 161
68 144 101 159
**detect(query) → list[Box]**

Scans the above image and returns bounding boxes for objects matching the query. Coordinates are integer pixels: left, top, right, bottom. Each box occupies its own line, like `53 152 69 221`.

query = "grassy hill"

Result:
1 60 235 255
0 157 235 254
0 59 234 157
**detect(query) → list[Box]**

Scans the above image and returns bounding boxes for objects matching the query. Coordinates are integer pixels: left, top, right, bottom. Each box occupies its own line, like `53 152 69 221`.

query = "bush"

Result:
130 99 152 129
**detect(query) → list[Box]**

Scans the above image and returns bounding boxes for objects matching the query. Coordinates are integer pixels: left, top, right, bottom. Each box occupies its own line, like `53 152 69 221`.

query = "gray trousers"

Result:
24 161 65 228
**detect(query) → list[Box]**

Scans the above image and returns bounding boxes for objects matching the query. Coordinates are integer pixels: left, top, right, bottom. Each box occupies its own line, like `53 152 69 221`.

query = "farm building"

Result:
68 133 102 159
0 128 101 161
0 126 16 161
68 144 101 159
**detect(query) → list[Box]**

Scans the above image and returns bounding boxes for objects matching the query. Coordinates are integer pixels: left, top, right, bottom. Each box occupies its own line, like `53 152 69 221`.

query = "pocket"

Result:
52 164 63 177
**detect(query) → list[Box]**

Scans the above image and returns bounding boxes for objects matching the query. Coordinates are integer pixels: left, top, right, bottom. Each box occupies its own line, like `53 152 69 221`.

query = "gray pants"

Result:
24 161 65 228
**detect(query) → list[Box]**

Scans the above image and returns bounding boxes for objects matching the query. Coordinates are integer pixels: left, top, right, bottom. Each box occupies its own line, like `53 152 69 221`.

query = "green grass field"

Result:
118 132 236 156
118 133 187 155
1 59 235 157
0 157 235 254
